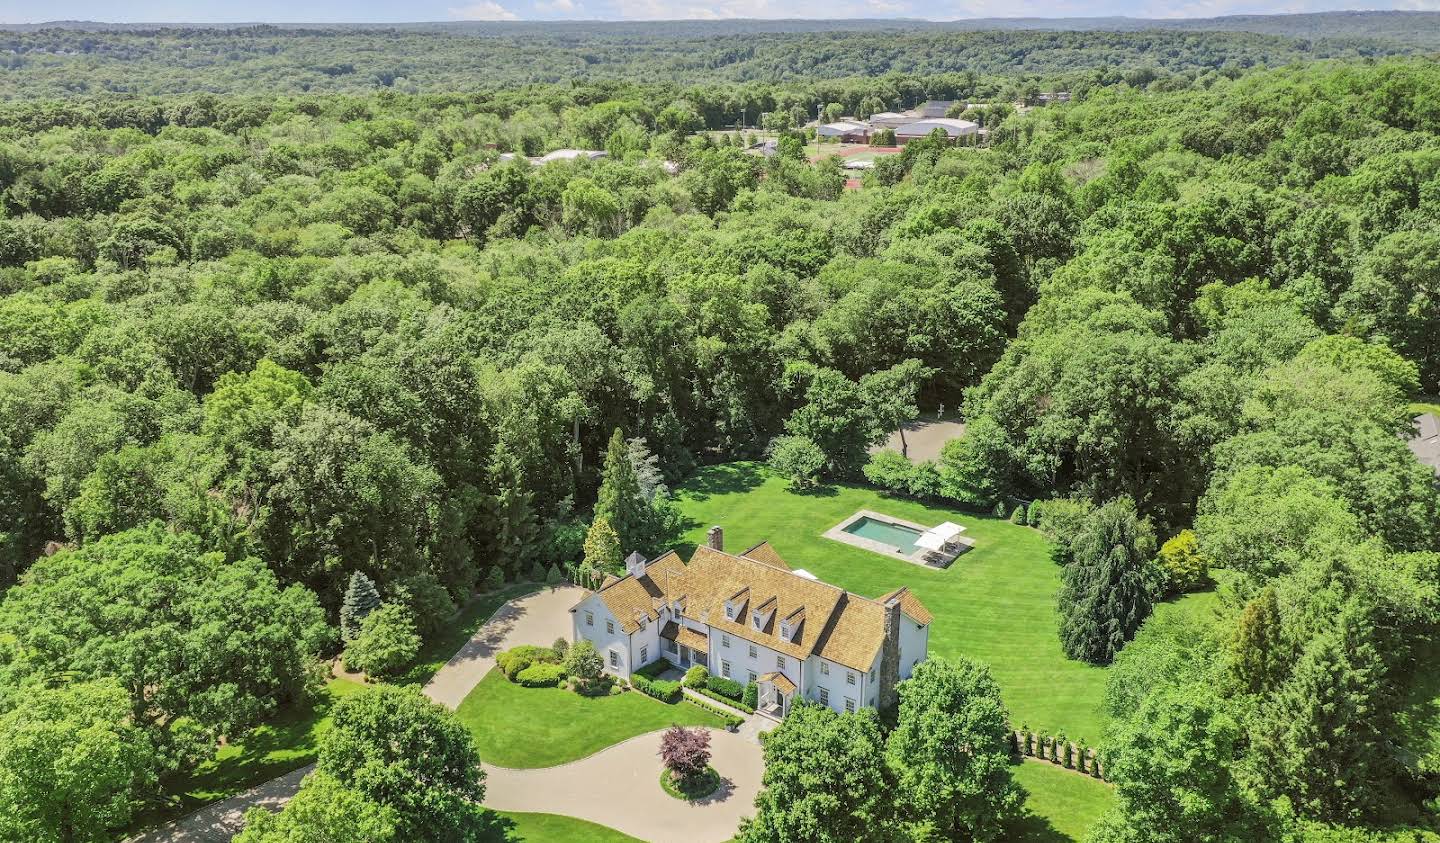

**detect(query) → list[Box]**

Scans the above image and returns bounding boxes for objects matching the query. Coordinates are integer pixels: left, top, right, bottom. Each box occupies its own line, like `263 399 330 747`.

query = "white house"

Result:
569 527 932 719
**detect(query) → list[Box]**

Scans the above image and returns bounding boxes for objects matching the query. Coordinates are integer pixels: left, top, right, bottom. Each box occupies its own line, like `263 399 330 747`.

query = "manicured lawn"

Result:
674 462 1111 741
396 582 543 687
456 668 727 767
488 810 643 842
1009 758 1116 842
133 676 366 830
1411 396 1440 417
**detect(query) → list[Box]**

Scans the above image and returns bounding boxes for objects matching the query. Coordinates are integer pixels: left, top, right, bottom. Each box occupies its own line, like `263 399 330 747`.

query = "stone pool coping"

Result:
822 509 973 568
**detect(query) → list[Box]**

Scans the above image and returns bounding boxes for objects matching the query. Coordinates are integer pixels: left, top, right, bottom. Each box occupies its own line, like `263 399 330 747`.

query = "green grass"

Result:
489 810 643 842
134 676 366 830
1411 396 1440 417
674 462 1110 741
1009 759 1116 842
396 582 543 687
456 668 727 767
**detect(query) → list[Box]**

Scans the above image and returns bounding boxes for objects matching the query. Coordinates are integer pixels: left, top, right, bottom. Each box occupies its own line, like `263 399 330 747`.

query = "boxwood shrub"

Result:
497 644 558 680
516 662 567 688
706 675 744 701
631 673 682 703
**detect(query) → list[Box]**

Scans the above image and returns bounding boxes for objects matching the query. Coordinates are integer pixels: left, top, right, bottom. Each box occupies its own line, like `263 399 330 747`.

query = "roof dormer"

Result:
724 587 749 621
751 596 776 631
779 606 805 642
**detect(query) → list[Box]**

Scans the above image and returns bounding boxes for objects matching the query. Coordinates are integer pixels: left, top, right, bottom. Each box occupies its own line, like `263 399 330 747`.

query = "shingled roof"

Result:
581 541 931 672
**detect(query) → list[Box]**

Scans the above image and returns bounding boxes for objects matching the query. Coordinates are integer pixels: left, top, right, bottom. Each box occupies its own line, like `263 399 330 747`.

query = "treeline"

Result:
0 25 1421 100
0 55 1438 840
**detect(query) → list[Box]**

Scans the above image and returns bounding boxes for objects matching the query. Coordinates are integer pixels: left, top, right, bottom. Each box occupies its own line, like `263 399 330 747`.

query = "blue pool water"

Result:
843 516 924 555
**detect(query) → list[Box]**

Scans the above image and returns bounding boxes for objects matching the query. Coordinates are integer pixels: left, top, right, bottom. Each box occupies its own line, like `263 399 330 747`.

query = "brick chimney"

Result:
878 594 902 712
707 525 723 551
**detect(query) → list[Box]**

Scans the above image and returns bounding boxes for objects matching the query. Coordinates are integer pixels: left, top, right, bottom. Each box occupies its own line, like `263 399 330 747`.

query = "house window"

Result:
845 698 856 714
606 620 614 634
846 671 856 685
725 604 734 620
819 687 830 706
776 655 786 670
609 650 620 668
585 611 594 626
748 644 757 659
665 639 678 654
638 618 647 631
722 634 731 648
722 660 732 678
640 646 649 663
820 661 829 675
748 671 757 684
869 668 876 682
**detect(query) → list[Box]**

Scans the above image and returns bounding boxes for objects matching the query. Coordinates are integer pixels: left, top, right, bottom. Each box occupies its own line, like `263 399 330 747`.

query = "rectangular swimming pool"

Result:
842 515 924 555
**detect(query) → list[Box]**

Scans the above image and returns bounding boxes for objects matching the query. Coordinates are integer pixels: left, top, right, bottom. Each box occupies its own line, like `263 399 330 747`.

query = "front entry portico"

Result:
757 671 796 719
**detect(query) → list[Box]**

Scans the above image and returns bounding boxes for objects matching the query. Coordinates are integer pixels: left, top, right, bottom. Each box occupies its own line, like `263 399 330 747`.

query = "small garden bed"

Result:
660 765 721 801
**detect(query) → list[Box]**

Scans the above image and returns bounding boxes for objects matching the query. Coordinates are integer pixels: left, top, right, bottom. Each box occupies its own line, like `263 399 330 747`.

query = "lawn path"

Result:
132 586 585 842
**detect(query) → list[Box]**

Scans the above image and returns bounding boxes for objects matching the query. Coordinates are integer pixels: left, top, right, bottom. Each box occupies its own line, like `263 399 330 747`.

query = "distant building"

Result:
894 117 981 143
536 149 607 164
867 111 912 129
815 121 871 143
1409 413 1440 476
919 100 957 118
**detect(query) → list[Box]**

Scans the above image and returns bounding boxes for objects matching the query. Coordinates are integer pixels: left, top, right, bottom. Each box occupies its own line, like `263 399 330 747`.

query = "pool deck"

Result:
823 509 972 568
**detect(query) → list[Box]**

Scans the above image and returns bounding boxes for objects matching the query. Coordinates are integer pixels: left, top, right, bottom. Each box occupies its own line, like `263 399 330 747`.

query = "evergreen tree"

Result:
485 446 540 580
581 516 622 585
594 427 648 553
1251 629 1388 822
626 436 666 502
1057 497 1160 665
341 571 382 642
1227 587 1287 695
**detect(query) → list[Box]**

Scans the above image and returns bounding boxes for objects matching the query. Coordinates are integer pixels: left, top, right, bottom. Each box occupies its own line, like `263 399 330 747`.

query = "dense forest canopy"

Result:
0 21 1433 98
1 15 1440 842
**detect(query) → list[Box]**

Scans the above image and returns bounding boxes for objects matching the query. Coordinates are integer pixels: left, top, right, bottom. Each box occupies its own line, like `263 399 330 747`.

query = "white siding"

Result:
710 629 801 694
572 594 632 677
803 654 870 715
898 615 929 681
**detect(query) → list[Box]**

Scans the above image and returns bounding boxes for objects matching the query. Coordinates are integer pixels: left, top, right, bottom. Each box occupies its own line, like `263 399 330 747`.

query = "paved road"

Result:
482 725 764 843
133 586 585 843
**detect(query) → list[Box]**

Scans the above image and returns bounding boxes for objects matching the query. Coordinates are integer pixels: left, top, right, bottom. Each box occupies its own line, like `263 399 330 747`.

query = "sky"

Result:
1 0 1437 24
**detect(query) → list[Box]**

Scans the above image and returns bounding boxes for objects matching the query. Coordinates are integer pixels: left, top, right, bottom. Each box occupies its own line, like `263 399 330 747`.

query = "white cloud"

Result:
447 1 520 19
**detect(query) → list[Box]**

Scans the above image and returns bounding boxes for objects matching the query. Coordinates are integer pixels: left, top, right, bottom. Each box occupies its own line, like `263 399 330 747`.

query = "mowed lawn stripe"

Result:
673 462 1110 742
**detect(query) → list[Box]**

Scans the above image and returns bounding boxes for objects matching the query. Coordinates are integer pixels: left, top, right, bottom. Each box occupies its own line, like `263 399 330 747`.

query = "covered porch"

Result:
756 671 796 720
660 622 709 670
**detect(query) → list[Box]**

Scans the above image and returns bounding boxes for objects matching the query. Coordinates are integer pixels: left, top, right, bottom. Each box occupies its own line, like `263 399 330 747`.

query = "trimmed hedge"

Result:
516 662 567 688
497 644 558 680
689 684 755 714
685 698 744 730
706 675 744 701
631 673 682 703
633 657 674 680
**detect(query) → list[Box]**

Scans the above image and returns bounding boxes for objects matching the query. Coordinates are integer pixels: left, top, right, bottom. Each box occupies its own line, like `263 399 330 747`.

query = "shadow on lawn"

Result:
474 810 520 841
1004 812 1073 843
676 461 766 501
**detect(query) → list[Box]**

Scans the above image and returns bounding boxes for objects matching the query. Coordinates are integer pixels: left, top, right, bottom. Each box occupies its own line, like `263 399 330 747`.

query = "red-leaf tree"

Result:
659 725 711 783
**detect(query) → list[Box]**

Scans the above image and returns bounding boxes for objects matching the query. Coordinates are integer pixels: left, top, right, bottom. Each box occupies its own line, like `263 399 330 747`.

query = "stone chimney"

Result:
878 594 902 712
707 525 723 552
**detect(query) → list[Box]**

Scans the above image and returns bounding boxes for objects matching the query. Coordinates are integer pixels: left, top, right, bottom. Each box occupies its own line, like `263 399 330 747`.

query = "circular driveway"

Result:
132 584 764 843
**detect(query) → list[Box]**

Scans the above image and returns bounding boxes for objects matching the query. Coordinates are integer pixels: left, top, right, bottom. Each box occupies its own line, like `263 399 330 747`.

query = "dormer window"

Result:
726 604 735 620
780 620 792 640
751 610 764 630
